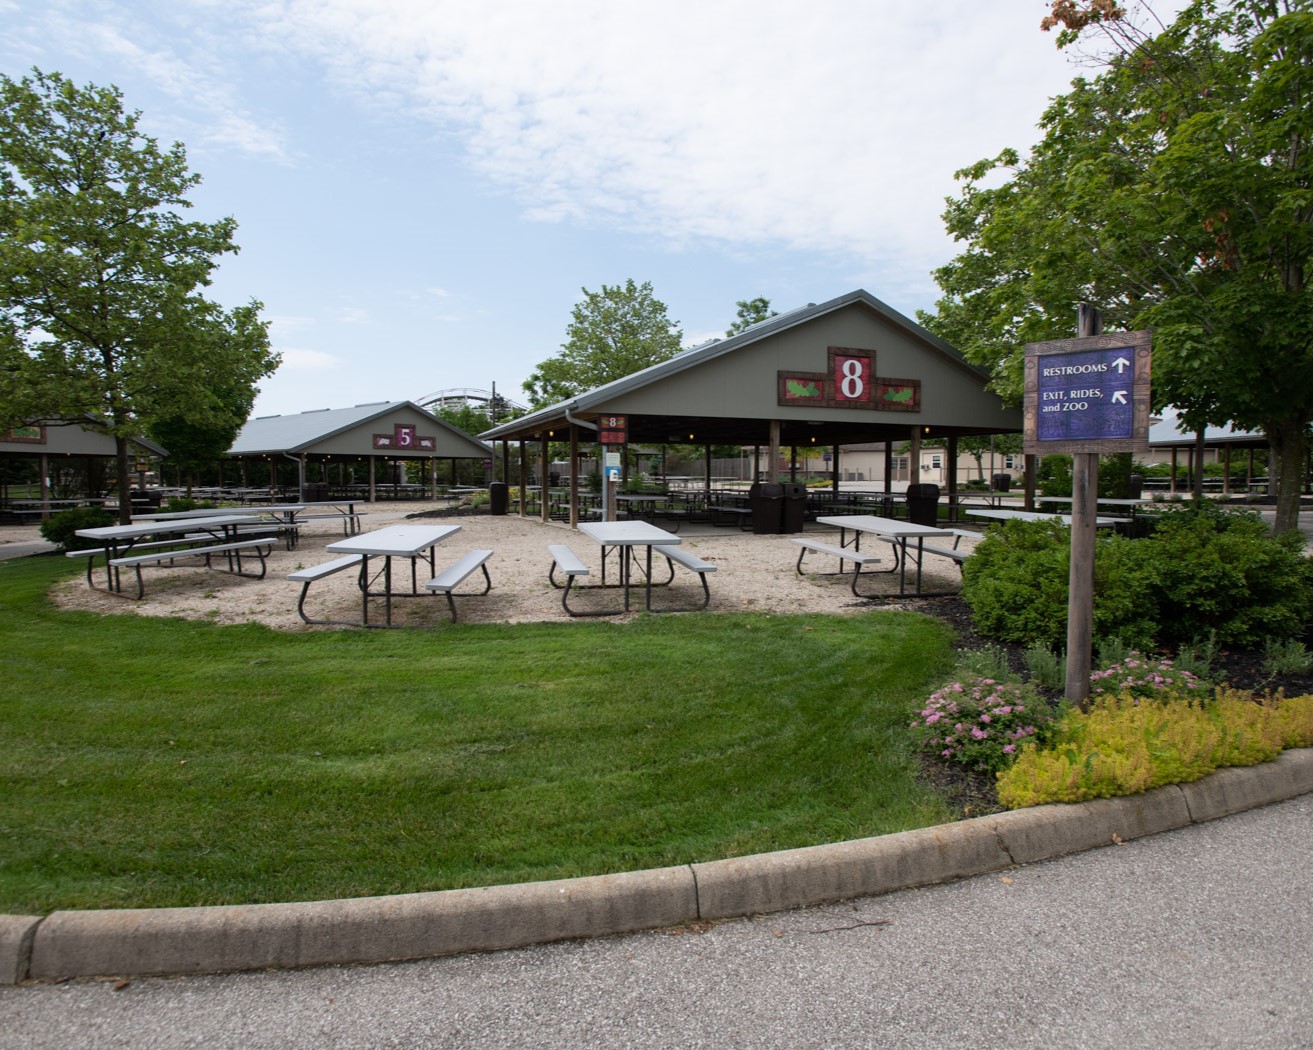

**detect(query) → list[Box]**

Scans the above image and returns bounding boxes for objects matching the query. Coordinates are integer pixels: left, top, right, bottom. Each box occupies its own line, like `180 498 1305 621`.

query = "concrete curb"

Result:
6 748 1311 984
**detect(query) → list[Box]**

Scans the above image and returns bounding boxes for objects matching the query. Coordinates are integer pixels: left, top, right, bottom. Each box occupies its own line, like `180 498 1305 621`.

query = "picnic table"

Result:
1033 496 1157 520
814 514 959 596
965 508 1122 528
324 523 463 627
576 520 683 614
74 514 270 596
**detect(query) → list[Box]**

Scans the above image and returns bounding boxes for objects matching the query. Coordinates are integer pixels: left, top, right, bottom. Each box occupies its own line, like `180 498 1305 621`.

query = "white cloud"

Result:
237 0 1102 266
10 3 291 162
276 348 339 371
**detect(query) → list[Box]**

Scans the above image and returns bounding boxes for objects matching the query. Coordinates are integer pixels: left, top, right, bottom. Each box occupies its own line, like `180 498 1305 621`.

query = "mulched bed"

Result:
901 594 1313 817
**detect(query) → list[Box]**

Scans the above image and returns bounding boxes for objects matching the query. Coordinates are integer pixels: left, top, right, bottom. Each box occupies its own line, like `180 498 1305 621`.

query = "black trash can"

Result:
749 482 784 534
991 473 1012 492
488 481 509 515
780 482 808 533
1127 473 1144 499
128 489 162 514
302 482 329 501
906 483 941 526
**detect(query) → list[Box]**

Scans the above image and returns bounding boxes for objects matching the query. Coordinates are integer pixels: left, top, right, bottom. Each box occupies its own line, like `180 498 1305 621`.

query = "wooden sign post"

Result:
597 415 627 522
1023 312 1151 706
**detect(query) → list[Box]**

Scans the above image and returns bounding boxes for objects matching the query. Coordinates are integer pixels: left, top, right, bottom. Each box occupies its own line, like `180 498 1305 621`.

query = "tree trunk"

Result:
1265 417 1307 536
115 436 132 524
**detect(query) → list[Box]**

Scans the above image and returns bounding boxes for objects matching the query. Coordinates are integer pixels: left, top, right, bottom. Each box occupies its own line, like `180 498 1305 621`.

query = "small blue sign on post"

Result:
1024 331 1151 455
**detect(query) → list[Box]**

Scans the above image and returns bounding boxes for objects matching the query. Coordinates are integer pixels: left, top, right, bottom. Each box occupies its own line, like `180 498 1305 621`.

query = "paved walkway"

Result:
0 537 55 561
3 795 1310 1049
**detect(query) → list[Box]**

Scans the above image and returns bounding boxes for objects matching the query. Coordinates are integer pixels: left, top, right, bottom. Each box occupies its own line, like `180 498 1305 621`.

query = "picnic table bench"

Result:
791 537 884 596
423 549 494 621
548 540 716 615
110 537 275 599
915 528 978 566
288 555 366 625
707 504 752 529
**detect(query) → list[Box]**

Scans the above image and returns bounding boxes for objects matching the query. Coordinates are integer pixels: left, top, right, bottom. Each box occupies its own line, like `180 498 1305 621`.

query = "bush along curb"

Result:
4 748 1310 984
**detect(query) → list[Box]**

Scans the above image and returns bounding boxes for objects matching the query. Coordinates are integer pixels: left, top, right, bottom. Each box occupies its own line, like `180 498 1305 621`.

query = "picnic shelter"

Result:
480 289 1022 525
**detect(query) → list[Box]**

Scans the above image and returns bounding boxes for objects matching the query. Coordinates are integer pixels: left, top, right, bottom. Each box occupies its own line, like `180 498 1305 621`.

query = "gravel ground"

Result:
14 502 976 631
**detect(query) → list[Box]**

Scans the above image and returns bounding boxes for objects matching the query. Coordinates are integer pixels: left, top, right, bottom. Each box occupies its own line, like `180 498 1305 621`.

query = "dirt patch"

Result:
23 502 976 631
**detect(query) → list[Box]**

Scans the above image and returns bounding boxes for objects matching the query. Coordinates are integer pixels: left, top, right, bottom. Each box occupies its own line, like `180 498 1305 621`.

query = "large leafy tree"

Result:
523 279 683 407
726 296 778 336
923 1 1313 533
0 69 278 521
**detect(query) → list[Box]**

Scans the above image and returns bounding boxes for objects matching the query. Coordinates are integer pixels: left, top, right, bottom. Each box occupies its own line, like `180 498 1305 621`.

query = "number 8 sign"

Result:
833 354 869 402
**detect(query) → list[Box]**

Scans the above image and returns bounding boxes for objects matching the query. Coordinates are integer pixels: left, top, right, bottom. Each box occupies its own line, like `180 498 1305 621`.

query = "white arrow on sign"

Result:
1111 390 1128 404
1112 356 1131 373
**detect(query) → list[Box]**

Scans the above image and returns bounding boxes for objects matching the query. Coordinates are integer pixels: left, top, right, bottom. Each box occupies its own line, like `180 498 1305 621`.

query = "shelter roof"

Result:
481 289 1020 447
230 401 492 458
1148 409 1268 449
1 417 167 457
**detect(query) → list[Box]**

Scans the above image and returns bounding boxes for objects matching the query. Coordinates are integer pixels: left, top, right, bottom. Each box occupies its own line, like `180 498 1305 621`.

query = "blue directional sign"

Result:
1036 346 1137 443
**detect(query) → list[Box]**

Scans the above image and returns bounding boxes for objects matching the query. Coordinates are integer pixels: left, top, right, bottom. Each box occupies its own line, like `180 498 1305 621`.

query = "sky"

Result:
0 0 1177 420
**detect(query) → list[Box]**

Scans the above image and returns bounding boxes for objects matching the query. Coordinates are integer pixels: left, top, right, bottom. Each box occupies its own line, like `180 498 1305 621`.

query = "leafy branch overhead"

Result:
523 278 683 409
0 68 278 520
920 0 1313 533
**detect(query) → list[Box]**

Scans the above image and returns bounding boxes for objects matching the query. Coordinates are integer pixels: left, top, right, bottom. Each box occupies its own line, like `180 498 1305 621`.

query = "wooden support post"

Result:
540 433 550 524
518 440 528 518
1065 304 1101 707
946 434 959 520
569 427 579 528
768 420 780 483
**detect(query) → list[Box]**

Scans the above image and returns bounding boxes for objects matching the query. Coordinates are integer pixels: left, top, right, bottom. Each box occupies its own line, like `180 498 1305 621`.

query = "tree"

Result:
922 1 1313 533
432 402 494 437
958 432 1024 482
149 335 263 493
726 297 778 336
523 279 683 407
0 69 278 521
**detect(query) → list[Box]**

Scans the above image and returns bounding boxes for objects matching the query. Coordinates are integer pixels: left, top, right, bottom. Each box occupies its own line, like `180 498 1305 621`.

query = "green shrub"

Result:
996 688 1302 808
1137 509 1311 647
1263 639 1313 679
1037 454 1072 497
960 519 1158 650
37 506 115 552
1023 644 1065 691
961 510 1313 651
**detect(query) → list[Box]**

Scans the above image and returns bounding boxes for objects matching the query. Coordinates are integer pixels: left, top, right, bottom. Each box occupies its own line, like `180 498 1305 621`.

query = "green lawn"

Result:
1 555 960 913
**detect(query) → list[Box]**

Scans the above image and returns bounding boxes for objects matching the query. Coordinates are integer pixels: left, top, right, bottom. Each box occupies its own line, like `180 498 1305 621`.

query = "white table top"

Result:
967 509 1121 527
326 524 460 557
133 504 304 519
578 520 683 547
76 515 257 540
1034 496 1155 507
816 514 952 539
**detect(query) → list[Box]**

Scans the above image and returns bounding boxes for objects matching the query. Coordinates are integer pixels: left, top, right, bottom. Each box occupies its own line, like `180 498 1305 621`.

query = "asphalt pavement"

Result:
3 794 1310 1050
